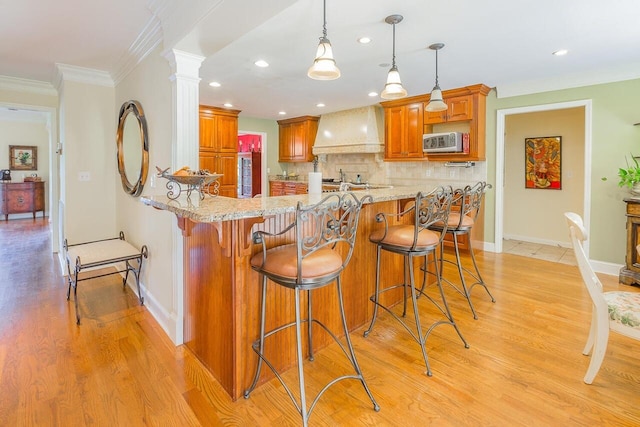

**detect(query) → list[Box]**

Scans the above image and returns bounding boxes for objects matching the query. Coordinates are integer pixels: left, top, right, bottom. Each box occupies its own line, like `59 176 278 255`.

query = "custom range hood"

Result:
312 105 385 155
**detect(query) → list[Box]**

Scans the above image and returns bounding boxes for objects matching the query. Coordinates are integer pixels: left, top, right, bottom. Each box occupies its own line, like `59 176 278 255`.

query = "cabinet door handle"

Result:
17 196 24 204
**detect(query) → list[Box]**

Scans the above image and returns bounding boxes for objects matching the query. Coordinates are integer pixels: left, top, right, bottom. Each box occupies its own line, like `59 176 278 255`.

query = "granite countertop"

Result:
140 185 428 223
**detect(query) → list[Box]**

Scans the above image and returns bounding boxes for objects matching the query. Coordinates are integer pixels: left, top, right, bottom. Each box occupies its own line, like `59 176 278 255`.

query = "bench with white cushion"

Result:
64 232 148 324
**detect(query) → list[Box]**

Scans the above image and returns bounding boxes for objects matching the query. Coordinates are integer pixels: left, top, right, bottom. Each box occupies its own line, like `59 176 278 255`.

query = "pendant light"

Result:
380 14 407 100
307 0 340 80
425 43 448 112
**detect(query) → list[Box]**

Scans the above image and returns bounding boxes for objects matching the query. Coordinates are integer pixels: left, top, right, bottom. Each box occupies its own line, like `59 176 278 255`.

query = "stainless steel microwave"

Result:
422 132 464 153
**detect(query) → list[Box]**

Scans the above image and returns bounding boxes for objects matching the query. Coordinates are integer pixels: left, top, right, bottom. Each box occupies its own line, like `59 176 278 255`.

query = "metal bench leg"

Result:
73 268 81 325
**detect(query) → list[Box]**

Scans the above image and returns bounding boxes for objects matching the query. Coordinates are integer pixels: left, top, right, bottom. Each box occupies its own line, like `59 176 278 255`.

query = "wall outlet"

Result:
78 171 91 181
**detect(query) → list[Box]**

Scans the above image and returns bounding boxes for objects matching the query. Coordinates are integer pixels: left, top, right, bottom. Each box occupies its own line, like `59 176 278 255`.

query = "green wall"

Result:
238 116 279 175
485 78 640 264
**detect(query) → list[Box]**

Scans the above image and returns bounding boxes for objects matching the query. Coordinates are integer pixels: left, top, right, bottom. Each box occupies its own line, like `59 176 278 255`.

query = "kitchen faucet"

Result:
339 168 346 182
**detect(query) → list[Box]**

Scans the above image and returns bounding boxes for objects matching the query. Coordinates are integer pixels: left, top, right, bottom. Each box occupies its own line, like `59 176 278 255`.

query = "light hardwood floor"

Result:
0 218 638 426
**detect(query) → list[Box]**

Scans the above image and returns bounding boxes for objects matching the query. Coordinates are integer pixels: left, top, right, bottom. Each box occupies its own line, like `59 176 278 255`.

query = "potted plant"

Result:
617 155 640 194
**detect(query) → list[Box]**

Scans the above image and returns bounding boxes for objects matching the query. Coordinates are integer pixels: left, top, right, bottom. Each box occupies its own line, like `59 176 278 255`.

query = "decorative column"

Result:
165 49 204 171
164 49 204 344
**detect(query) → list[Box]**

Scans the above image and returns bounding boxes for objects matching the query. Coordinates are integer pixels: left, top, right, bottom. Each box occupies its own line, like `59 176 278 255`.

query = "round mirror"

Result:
117 100 149 196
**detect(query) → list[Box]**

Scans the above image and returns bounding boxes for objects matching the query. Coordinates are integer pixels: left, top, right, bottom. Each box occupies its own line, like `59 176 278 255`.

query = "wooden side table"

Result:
619 197 640 286
0 181 45 220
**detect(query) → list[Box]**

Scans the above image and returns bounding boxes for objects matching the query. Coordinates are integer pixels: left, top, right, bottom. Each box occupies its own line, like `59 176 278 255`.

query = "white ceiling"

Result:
2 0 640 120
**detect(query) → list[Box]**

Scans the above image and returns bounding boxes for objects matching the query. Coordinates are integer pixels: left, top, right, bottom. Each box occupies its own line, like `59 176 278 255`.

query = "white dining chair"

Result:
564 212 640 384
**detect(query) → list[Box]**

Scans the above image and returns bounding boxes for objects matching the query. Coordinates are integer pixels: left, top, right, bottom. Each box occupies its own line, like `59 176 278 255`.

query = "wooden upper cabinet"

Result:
384 103 424 160
381 84 490 162
199 105 241 197
199 105 241 152
424 94 473 124
277 116 319 162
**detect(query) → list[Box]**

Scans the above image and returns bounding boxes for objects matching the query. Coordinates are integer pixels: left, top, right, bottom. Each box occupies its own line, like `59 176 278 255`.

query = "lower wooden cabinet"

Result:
200 152 237 197
269 180 307 196
0 181 45 220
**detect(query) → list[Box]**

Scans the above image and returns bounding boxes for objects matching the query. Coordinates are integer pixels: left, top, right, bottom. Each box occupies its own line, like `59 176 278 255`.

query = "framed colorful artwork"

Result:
525 136 561 190
9 145 38 171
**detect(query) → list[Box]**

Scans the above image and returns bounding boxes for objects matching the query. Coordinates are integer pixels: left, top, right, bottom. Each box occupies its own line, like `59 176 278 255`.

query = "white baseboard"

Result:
590 260 622 277
476 240 620 277
124 278 180 345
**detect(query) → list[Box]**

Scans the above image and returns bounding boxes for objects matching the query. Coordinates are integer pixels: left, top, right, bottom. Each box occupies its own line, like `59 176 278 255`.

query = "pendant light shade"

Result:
381 14 407 100
308 0 340 80
425 43 448 112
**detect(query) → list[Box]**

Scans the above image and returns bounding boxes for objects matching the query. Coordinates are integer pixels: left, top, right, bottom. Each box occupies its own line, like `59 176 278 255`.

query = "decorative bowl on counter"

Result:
156 166 223 200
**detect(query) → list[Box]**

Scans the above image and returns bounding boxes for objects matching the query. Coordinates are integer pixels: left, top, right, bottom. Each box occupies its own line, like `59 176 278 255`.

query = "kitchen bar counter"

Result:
141 186 427 400
141 185 425 222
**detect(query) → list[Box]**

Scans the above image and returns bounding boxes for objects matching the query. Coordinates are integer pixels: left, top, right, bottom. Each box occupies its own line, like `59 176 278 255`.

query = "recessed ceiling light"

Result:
358 37 371 44
368 91 378 97
278 111 286 115
316 103 325 108
209 81 221 87
553 49 568 56
254 60 269 67
224 103 233 108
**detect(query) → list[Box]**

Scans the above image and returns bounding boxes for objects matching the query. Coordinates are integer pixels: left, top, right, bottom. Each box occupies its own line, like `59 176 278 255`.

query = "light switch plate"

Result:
78 171 90 181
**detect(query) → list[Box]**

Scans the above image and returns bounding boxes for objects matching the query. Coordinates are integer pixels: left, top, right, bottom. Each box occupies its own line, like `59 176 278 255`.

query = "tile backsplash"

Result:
282 153 487 188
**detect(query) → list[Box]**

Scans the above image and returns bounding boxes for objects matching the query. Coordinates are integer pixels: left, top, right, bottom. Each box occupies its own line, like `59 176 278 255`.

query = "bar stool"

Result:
364 186 468 376
429 181 495 319
243 192 379 426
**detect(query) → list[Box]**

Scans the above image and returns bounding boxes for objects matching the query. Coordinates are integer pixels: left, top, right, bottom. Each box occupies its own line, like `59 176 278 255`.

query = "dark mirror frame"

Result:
116 100 149 197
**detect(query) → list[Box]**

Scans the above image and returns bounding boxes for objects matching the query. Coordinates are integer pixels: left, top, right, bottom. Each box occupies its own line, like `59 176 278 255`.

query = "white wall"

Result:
503 108 585 246
58 79 117 243
114 46 177 342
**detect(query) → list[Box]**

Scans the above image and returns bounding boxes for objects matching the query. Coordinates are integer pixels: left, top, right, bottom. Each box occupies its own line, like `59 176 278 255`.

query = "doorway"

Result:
238 130 267 197
0 103 60 253
495 100 592 255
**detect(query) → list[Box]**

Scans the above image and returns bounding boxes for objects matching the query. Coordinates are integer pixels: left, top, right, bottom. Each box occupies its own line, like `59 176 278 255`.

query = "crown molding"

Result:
0 75 57 96
54 64 114 89
112 15 164 85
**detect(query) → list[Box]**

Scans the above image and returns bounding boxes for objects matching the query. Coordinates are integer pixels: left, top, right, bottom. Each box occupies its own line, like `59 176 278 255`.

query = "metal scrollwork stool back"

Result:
364 186 469 376
427 181 495 319
243 192 379 426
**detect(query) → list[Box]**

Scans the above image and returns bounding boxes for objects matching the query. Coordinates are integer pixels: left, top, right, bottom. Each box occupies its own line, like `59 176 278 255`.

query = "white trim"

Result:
0 107 48 123
164 49 204 345
128 280 178 343
495 100 593 258
591 260 623 278
112 16 164 85
0 75 57 96
54 64 114 88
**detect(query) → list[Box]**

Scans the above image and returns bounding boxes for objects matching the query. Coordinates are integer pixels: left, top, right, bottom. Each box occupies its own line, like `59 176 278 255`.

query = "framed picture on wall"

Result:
9 145 38 171
525 136 561 189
